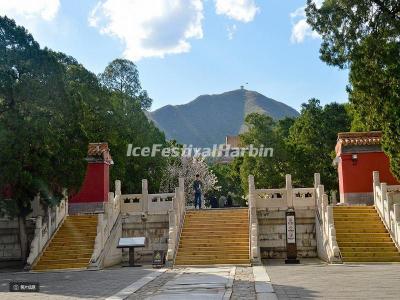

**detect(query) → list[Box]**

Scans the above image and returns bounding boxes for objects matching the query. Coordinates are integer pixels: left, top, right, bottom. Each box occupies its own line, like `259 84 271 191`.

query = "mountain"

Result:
149 89 299 147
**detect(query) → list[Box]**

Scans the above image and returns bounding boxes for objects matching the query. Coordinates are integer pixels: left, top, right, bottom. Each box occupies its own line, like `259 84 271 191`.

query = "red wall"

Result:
70 163 109 203
338 152 399 194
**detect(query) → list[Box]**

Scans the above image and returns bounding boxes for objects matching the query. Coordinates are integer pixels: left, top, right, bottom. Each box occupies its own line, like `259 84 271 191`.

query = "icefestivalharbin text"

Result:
126 144 273 158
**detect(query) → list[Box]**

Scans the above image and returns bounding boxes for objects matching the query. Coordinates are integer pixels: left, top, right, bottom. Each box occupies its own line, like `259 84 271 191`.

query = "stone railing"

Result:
90 180 121 267
248 175 260 263
373 171 400 249
251 174 316 210
166 178 185 264
120 179 174 215
315 174 341 263
26 190 68 269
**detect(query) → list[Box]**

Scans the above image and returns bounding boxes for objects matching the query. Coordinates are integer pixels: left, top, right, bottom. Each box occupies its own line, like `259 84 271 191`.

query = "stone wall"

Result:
121 213 169 264
0 218 35 268
258 209 317 259
0 218 21 262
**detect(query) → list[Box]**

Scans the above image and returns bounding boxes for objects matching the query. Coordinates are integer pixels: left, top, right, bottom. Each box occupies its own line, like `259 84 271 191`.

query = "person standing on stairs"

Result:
193 174 203 209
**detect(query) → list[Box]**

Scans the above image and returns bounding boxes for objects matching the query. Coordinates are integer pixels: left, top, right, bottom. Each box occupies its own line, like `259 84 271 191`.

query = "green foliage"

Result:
238 113 292 193
0 16 166 218
306 0 400 179
233 100 351 194
286 99 351 191
210 163 244 205
99 59 152 110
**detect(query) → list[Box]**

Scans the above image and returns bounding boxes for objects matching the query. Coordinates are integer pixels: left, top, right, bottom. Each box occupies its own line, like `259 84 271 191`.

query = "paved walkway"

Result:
3 261 398 299
129 267 234 300
0 267 152 299
266 259 400 299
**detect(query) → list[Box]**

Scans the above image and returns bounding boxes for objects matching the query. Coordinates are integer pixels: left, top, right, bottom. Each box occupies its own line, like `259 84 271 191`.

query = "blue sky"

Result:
1 0 348 111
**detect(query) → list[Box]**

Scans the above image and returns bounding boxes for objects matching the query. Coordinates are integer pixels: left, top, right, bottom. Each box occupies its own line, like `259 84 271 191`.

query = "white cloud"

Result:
215 0 259 23
227 24 237 40
89 0 204 61
290 1 322 44
0 0 60 21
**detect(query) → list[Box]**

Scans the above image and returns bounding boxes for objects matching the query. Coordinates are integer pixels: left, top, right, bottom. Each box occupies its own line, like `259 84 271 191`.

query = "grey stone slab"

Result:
255 282 274 293
257 293 279 300
0 267 153 299
266 258 400 300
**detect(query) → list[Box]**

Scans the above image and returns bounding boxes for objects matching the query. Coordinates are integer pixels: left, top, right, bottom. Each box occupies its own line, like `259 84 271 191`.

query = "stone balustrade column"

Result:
142 179 149 213
381 182 388 222
394 204 400 220
314 173 320 189
373 171 380 205
286 174 293 208
115 180 121 196
248 175 255 208
331 191 337 206
36 216 43 250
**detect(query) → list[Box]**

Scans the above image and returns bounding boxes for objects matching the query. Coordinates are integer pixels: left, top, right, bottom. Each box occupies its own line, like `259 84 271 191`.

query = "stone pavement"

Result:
266 259 400 299
0 267 152 299
231 267 256 300
129 267 234 300
9 261 398 299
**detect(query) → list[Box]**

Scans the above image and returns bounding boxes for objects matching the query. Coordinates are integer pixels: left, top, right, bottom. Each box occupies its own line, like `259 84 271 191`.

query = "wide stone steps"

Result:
341 247 398 252
175 209 250 266
33 215 97 271
333 206 400 263
342 257 400 262
339 242 395 247
335 228 388 233
174 258 250 265
341 251 400 257
33 262 90 271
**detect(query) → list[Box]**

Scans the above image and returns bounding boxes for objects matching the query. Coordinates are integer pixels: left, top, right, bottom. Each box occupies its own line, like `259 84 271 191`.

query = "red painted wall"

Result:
70 163 109 203
338 152 399 194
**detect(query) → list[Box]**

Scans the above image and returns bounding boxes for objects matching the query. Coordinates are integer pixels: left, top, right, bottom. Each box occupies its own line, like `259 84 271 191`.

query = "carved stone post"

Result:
286 174 293 208
314 173 320 188
36 216 43 250
381 182 388 222
142 179 149 214
394 204 400 222
115 180 121 196
373 171 380 205
331 191 337 206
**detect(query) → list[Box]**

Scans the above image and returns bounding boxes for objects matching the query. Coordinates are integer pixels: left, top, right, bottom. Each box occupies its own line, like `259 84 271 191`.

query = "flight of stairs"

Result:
174 209 250 265
33 215 97 271
333 206 400 262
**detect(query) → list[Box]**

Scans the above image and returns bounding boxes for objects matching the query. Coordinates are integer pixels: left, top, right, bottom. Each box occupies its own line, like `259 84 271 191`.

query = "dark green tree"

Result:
99 59 152 110
0 17 167 259
238 113 291 193
287 99 351 191
306 0 400 179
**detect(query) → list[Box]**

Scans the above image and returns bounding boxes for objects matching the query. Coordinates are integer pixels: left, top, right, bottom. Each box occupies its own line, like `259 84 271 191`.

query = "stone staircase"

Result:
174 209 250 265
33 215 97 271
333 206 400 262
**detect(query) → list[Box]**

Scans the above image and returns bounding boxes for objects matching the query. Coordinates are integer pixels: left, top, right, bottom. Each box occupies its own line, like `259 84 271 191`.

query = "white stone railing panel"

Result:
255 188 288 209
26 193 68 268
166 178 185 264
293 188 315 209
148 193 174 214
373 171 400 249
121 194 143 214
90 180 121 267
248 175 260 263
